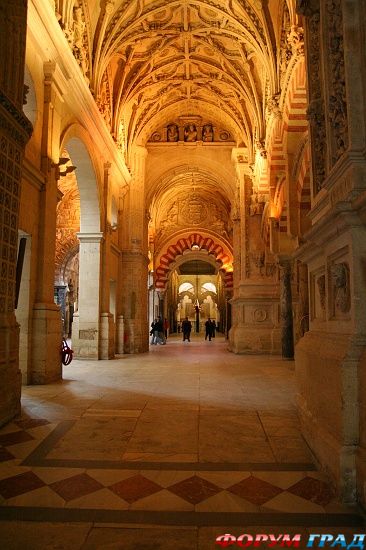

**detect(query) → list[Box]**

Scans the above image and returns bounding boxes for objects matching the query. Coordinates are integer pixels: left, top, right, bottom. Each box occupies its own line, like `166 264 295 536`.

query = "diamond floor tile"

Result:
50 473 104 502
167 475 221 505
14 418 51 430
109 474 162 503
227 475 283 505
0 430 34 447
0 471 45 499
287 475 335 506
0 447 15 462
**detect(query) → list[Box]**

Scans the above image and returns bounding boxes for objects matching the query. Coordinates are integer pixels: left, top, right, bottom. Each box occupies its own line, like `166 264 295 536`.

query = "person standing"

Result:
205 318 213 341
163 318 169 339
182 317 192 342
211 319 216 338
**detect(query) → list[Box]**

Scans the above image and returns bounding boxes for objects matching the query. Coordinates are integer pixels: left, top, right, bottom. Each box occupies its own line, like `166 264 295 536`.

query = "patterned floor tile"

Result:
130 489 194 511
168 475 221 505
109 474 162 503
262 490 325 513
287 476 334 506
14 418 51 430
227 475 283 505
50 473 104 501
0 471 45 499
0 447 14 462
66 488 129 510
0 430 34 447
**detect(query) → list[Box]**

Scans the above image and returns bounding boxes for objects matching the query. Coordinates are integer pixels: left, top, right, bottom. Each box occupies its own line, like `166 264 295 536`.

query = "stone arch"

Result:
155 232 233 292
59 125 103 358
60 125 102 233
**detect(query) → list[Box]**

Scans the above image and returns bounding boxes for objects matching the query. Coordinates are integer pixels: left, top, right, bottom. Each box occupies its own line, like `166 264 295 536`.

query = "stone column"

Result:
30 62 67 383
72 232 103 358
0 0 32 424
228 149 281 354
99 162 114 359
120 146 149 353
279 258 294 360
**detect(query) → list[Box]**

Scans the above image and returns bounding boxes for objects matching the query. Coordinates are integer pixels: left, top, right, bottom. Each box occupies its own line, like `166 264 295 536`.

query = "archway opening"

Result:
56 135 102 359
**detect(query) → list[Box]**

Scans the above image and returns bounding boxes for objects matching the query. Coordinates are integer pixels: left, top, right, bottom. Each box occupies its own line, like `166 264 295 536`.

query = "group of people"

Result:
150 317 169 345
179 317 216 342
150 316 217 345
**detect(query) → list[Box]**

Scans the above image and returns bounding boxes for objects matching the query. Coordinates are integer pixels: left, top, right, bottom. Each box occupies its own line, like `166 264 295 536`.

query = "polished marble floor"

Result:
0 335 364 548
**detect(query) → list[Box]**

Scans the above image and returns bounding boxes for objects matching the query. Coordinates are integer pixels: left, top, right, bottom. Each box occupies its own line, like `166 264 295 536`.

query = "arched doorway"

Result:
58 133 102 359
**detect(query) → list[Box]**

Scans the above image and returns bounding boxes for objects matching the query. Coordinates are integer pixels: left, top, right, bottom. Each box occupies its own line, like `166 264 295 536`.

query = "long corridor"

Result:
0 337 363 548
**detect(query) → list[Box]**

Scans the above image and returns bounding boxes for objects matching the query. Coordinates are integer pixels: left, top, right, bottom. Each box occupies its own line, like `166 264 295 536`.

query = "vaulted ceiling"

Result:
55 0 299 156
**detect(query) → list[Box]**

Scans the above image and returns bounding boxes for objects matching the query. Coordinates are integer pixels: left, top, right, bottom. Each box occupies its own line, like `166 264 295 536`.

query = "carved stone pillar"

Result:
120 146 149 353
31 62 67 383
228 149 281 354
0 0 32 424
72 232 103 359
279 258 294 360
298 0 327 195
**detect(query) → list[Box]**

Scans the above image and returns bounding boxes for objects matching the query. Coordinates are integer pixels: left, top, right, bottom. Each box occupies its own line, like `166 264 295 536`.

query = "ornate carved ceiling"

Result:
55 1 302 156
148 168 232 252
98 0 275 148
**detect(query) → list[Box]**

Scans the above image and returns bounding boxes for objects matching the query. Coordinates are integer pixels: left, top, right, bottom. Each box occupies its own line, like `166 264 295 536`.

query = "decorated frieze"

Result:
149 120 233 144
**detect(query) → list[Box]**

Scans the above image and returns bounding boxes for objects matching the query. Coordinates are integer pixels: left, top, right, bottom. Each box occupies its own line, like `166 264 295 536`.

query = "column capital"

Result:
77 232 104 243
43 61 69 102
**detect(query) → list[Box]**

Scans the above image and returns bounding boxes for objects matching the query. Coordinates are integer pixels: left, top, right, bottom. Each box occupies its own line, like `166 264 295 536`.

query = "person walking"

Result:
205 318 213 341
163 318 169 339
211 319 216 338
182 317 192 342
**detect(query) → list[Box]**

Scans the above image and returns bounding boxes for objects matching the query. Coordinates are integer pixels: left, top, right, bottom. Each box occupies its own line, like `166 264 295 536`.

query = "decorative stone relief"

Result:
326 0 348 164
287 25 304 57
304 3 327 194
167 123 179 142
157 193 230 242
249 193 266 216
331 262 350 314
148 122 231 143
59 1 90 83
250 252 265 275
253 308 268 323
73 4 89 83
181 195 208 225
279 3 292 86
255 139 267 158
307 99 326 194
97 70 112 130
316 274 326 311
266 94 281 120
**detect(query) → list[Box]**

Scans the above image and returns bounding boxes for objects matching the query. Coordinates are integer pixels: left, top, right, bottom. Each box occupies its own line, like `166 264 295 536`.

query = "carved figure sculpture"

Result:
331 262 350 313
202 124 214 142
184 124 197 142
167 123 179 142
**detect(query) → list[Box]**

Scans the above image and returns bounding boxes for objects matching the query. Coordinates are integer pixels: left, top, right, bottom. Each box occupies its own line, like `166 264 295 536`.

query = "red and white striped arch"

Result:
154 233 233 291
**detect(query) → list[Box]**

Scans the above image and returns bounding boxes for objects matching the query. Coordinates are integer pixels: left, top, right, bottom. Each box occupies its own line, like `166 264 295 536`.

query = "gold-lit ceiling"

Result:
56 0 298 153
